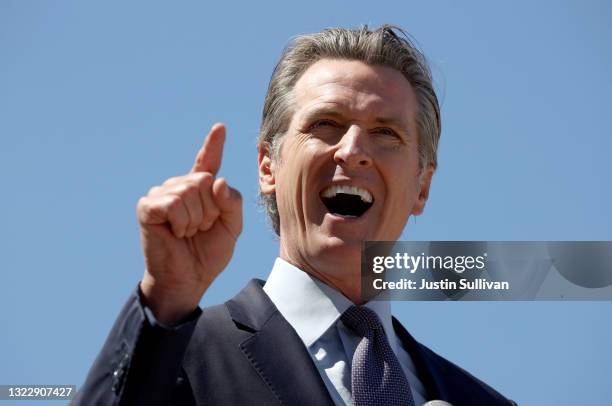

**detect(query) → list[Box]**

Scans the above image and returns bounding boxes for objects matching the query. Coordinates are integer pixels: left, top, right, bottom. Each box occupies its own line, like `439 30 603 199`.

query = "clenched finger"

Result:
169 185 203 238
138 194 190 239
164 195 191 239
198 174 221 231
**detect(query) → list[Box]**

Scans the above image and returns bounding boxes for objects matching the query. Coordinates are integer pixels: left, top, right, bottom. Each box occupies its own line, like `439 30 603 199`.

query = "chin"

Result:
311 233 364 273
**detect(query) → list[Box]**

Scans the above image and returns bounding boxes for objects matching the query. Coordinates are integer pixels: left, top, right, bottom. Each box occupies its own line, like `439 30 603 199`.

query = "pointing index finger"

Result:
192 123 226 175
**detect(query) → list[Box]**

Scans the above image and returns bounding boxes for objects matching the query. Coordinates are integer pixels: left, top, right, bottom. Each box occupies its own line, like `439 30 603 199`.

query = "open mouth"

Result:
320 185 374 218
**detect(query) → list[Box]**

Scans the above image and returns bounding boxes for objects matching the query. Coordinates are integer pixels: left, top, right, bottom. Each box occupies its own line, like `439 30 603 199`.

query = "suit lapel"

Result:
226 279 334 406
392 317 447 401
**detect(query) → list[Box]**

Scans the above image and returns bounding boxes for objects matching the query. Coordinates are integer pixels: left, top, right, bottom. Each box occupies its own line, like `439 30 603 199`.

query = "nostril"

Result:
334 144 371 168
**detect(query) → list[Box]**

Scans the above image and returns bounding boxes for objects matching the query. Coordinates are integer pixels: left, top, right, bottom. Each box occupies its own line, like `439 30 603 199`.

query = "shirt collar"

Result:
263 257 397 351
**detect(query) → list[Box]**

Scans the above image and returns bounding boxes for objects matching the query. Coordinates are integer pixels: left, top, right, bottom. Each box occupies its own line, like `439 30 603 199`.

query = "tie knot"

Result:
341 306 383 336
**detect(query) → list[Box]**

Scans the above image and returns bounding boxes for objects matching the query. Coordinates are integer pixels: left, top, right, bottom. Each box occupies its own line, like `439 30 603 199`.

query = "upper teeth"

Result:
321 185 373 203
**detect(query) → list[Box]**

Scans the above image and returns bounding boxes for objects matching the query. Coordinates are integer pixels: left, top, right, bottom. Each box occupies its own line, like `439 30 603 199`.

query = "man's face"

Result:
259 59 433 292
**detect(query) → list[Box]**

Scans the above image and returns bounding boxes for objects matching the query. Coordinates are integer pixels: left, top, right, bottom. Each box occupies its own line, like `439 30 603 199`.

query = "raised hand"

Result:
137 123 243 325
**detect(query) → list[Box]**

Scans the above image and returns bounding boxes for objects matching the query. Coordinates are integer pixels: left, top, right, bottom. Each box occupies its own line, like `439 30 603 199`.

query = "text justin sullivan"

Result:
373 278 510 291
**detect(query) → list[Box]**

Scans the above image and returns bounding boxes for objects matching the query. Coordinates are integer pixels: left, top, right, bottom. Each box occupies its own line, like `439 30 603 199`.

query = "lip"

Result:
324 211 371 223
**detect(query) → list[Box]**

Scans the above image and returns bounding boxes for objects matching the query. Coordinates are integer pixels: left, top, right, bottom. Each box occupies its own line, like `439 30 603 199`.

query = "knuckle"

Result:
137 196 148 209
136 197 150 219
167 195 184 211
179 186 200 204
139 198 165 223
146 206 164 221
185 183 201 197
192 171 211 181
195 172 214 187
163 176 181 186
147 186 162 196
171 183 191 196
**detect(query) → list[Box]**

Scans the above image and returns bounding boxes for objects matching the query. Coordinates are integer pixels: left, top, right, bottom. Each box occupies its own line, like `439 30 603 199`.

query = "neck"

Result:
279 249 365 305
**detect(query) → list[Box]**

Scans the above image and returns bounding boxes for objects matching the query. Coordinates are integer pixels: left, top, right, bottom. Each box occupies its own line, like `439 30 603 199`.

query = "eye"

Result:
372 127 401 139
310 119 339 130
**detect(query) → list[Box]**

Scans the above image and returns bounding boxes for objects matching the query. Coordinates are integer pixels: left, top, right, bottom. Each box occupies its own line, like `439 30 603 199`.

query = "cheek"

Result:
380 159 421 212
382 177 416 238
284 139 333 182
275 143 321 207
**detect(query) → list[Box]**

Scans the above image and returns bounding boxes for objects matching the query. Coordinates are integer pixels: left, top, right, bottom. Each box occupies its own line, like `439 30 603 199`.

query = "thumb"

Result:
212 177 243 240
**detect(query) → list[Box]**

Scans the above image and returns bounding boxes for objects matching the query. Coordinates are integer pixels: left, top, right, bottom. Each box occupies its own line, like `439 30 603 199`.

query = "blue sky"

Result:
1 1 611 404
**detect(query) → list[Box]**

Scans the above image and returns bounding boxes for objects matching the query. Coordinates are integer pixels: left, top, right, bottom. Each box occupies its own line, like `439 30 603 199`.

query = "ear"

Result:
411 166 435 216
258 144 276 195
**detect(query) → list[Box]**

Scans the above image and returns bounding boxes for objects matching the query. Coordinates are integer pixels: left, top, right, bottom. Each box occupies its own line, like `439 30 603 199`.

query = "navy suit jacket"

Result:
73 279 517 406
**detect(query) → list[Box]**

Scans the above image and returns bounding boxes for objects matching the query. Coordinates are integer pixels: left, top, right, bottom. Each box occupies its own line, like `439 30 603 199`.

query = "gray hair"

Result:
258 25 441 235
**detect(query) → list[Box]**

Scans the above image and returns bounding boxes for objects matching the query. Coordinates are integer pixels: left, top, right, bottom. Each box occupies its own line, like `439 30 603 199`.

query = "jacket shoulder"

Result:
180 284 282 406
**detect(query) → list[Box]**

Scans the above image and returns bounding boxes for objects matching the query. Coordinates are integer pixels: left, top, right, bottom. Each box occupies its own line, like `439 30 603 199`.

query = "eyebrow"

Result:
300 107 345 122
372 115 408 128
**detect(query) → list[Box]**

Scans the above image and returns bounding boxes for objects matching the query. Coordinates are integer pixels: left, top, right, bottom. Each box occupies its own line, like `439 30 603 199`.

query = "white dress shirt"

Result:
263 258 427 406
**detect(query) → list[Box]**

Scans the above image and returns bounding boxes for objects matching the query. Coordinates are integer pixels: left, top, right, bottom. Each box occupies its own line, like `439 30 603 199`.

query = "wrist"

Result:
140 274 206 325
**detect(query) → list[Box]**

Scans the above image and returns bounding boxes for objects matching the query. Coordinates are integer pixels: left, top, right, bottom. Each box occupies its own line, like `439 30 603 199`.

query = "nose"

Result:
333 125 372 169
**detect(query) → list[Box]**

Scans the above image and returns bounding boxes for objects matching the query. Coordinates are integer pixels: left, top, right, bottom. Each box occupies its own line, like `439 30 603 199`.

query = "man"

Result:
74 26 516 405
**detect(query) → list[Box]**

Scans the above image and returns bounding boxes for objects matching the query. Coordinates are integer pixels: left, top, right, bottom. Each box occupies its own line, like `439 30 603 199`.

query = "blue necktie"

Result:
342 306 416 406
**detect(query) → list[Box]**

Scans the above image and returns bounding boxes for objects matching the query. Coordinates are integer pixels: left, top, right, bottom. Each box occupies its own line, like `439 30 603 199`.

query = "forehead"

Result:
292 59 418 123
